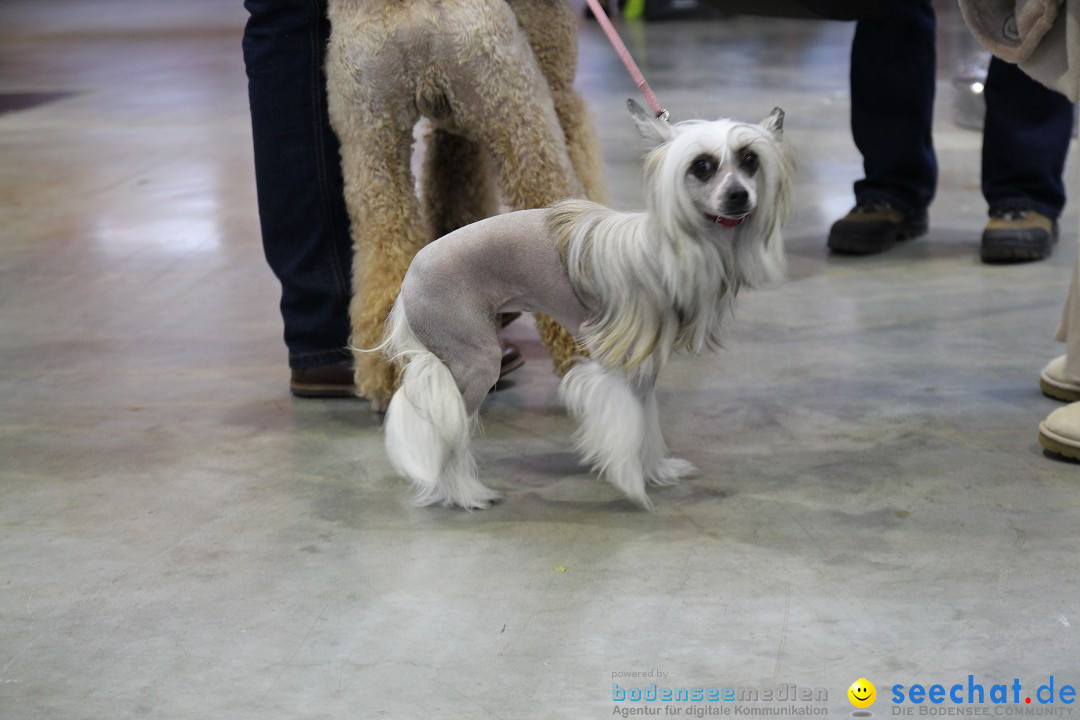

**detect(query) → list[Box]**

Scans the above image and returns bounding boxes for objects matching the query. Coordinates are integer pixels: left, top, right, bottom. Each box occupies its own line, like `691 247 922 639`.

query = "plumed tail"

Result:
382 299 498 509
372 296 417 364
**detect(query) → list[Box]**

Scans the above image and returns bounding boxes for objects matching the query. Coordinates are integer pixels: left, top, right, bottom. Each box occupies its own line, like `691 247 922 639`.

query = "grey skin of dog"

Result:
397 208 590 413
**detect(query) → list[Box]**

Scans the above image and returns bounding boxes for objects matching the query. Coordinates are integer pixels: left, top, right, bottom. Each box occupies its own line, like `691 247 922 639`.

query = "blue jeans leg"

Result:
982 55 1074 220
850 0 937 216
243 0 353 370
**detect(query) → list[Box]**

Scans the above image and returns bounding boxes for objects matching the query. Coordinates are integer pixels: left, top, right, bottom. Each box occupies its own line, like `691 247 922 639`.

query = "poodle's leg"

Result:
344 119 424 409
421 127 500 239
466 82 579 209
559 362 652 510
383 301 501 509
448 0 578 206
454 20 587 377
534 313 583 377
325 56 425 408
508 0 610 204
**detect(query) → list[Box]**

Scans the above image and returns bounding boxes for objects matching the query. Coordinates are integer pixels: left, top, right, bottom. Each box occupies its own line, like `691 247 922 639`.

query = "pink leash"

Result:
582 0 669 122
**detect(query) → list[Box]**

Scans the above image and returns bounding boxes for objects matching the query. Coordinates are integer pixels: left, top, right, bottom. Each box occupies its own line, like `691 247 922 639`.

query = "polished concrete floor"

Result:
2 2 1079 719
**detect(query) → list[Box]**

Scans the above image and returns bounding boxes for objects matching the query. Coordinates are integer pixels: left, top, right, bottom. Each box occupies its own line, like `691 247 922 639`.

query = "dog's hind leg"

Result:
383 302 501 510
559 362 652 510
325 32 426 410
507 0 609 204
450 7 588 380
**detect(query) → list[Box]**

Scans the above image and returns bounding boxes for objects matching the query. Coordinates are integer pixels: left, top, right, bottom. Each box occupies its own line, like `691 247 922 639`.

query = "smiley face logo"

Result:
848 678 876 708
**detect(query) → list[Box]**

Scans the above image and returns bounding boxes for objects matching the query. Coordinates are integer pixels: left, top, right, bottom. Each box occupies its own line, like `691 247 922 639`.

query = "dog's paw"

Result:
412 484 501 511
648 457 699 486
451 490 501 511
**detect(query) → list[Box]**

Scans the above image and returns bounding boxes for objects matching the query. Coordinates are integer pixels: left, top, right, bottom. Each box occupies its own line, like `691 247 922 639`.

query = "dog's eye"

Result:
740 150 759 174
689 156 718 181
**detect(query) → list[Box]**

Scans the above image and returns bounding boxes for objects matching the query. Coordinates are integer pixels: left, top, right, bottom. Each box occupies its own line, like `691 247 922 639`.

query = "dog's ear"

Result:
627 98 674 146
762 107 785 137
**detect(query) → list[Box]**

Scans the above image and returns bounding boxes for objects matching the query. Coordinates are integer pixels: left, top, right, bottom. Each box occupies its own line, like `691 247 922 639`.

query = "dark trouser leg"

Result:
243 0 353 369
982 55 1073 219
851 0 937 216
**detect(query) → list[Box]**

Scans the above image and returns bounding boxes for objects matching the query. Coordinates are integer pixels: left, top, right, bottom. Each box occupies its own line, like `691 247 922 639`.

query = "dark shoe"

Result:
980 208 1057 263
289 342 525 399
290 360 355 399
827 200 928 255
499 341 524 377
491 341 525 393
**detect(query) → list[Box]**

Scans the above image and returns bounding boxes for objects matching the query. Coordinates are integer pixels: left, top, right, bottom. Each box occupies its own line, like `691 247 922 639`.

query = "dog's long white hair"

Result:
554 103 792 375
381 101 793 510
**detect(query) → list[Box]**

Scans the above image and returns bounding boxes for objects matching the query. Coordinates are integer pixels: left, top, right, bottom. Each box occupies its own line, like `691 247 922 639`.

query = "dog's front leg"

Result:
559 362 653 509
637 377 700 487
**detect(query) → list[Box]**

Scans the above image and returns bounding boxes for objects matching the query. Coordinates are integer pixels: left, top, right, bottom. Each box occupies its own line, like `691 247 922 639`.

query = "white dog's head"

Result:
628 100 794 288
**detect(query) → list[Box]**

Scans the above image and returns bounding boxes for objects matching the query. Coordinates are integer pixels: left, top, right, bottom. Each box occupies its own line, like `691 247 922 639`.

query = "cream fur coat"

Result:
958 0 1079 101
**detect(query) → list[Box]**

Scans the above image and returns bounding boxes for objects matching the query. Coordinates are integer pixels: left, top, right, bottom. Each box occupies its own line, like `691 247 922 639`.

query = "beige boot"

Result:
1039 402 1080 461
1039 355 1080 402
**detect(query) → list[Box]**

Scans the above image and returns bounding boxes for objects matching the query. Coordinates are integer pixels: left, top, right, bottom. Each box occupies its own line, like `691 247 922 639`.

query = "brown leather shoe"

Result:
289 341 525 399
290 360 355 398
500 340 524 377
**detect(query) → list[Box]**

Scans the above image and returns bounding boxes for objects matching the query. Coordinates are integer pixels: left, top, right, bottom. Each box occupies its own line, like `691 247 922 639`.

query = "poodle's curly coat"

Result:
325 0 608 407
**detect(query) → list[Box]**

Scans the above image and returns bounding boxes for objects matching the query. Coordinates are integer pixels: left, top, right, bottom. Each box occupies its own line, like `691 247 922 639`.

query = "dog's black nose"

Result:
726 187 749 205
